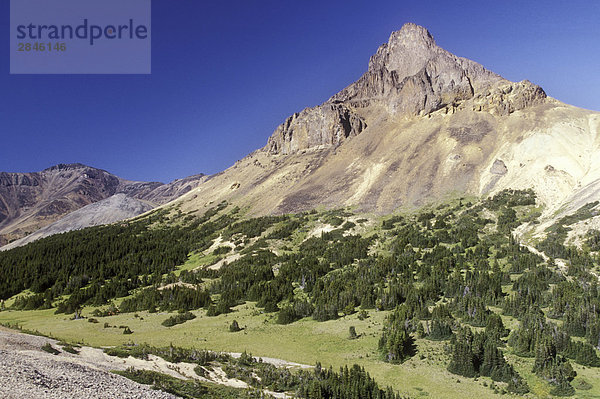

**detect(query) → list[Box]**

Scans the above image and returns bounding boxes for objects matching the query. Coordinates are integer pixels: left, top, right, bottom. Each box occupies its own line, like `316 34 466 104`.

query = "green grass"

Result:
4 290 34 308
176 252 220 274
506 350 600 399
0 302 544 399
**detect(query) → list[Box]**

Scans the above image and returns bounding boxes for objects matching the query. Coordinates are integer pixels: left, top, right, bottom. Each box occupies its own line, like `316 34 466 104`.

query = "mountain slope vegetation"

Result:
2 189 600 397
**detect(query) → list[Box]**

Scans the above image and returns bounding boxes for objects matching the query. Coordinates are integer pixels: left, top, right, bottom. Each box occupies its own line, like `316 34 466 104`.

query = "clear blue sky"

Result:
2 1 599 183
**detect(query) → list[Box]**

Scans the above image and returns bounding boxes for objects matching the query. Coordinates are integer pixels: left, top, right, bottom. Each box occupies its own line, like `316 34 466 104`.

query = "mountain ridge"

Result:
4 23 599 245
168 23 599 229
0 163 206 246
0 194 155 250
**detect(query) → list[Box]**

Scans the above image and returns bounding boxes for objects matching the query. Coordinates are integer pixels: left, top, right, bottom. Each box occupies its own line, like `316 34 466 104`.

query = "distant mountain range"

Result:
0 163 206 247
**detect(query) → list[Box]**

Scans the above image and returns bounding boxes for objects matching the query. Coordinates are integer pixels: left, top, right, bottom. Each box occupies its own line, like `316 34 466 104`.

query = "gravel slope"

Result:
0 327 176 399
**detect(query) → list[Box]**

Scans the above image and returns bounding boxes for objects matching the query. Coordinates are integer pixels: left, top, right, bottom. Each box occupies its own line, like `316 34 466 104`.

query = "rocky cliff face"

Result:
170 23 599 225
330 23 505 113
140 174 208 204
0 164 205 246
265 104 366 155
263 23 547 157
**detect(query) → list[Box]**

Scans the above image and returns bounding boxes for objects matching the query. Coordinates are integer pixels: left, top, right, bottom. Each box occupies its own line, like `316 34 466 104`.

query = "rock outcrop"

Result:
330 23 505 115
266 104 366 155
140 174 208 204
263 23 547 157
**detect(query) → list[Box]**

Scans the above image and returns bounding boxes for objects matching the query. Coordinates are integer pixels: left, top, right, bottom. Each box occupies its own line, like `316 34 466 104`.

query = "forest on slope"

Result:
1 189 600 398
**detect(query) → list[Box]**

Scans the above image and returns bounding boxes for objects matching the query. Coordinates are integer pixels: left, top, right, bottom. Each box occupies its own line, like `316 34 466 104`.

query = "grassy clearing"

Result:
506 352 600 399
176 252 220 274
0 303 522 399
4 290 34 308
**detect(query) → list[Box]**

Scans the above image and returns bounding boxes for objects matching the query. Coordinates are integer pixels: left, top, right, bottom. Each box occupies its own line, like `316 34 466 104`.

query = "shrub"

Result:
213 246 232 256
276 306 298 325
206 300 232 317
550 381 575 397
41 343 60 355
162 311 196 327
574 379 593 390
357 309 369 320
229 320 242 332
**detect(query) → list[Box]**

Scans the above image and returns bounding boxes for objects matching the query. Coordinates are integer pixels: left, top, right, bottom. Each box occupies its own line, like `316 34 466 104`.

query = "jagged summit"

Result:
369 23 439 78
266 23 546 156
372 23 496 80
331 23 510 113
42 163 90 172
390 23 435 46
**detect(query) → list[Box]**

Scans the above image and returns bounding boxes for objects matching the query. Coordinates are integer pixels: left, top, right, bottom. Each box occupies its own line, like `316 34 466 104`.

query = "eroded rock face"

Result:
266 104 366 155
469 80 547 116
140 174 207 204
490 159 508 175
329 23 507 115
0 173 40 187
263 23 546 156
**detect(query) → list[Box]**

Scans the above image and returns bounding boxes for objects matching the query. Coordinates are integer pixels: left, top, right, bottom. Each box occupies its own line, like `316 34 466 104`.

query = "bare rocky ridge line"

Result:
265 23 547 156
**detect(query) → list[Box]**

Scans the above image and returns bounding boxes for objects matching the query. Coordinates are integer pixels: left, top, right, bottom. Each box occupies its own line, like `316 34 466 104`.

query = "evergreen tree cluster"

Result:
425 305 454 340
378 305 417 364
162 311 196 327
296 364 404 399
0 202 232 307
120 285 212 313
447 326 529 394
3 188 600 396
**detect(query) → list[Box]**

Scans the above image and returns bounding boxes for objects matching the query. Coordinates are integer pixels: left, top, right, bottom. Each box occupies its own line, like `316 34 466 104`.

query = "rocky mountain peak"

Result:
169 24 598 234
265 23 548 156
332 23 506 110
392 23 435 46
42 163 89 172
369 23 438 77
